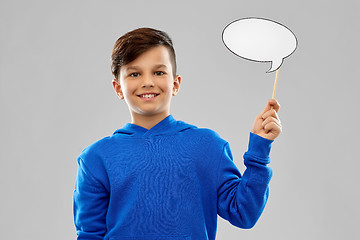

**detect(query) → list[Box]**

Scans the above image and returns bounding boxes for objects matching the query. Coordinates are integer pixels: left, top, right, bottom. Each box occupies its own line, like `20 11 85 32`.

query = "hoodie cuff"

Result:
245 132 274 163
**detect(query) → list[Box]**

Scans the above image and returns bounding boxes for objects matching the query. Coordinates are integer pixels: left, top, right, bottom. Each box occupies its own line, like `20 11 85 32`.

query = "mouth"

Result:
137 93 160 99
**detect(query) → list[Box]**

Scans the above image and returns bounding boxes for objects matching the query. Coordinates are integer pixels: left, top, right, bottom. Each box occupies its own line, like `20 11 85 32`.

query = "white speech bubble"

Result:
222 17 297 73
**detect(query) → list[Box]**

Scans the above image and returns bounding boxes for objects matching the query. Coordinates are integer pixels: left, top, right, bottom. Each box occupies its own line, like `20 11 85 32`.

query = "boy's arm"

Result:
217 134 273 228
216 100 281 228
73 156 109 239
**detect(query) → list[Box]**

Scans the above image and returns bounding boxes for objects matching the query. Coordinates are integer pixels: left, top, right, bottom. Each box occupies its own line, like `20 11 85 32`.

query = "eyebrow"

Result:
125 64 168 71
124 66 139 71
153 64 168 69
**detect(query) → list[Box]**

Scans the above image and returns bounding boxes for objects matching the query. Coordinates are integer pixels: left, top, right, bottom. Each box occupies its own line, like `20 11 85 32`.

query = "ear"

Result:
172 75 181 96
112 79 124 99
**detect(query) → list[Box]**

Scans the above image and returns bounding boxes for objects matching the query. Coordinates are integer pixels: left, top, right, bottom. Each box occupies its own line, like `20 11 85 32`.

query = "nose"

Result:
141 74 154 88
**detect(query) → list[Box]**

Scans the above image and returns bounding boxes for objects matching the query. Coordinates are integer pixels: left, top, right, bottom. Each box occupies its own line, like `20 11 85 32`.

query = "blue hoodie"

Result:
73 114 273 240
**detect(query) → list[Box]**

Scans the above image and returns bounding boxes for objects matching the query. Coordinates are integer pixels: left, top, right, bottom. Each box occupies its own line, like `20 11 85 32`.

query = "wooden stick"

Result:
272 69 279 99
271 69 279 110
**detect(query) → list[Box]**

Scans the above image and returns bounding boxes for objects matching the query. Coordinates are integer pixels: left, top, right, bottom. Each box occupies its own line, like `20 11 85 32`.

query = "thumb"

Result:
258 99 280 117
257 100 272 118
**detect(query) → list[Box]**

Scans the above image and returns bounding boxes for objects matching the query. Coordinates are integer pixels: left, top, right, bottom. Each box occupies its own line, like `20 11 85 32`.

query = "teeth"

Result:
140 94 157 98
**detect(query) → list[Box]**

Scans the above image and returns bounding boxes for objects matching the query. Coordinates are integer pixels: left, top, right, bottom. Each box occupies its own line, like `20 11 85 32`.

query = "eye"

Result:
155 71 165 76
129 72 140 77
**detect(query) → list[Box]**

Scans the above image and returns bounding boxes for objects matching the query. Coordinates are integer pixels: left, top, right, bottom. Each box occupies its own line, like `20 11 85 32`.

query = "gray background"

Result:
1 0 359 239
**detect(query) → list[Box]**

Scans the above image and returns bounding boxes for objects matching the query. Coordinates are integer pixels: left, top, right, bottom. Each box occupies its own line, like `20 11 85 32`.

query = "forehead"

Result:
123 46 171 71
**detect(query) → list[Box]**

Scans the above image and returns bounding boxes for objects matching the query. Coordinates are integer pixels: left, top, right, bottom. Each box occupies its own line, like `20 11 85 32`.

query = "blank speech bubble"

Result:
222 17 297 73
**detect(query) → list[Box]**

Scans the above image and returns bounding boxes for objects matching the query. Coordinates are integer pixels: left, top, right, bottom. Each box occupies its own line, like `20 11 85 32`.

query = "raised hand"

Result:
251 99 282 141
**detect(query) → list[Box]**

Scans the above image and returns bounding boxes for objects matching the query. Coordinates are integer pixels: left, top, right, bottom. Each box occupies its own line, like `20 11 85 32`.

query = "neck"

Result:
130 112 170 130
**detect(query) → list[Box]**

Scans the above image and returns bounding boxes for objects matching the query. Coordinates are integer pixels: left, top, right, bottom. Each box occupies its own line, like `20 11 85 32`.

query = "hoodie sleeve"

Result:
73 155 109 239
216 132 273 229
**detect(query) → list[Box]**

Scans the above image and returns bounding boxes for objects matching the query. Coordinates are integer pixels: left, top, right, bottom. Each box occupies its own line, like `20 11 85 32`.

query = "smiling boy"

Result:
112 44 180 130
73 27 282 240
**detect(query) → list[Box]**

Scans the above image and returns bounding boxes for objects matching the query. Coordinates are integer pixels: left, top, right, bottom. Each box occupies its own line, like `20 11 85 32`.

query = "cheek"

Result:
160 80 174 92
123 82 136 95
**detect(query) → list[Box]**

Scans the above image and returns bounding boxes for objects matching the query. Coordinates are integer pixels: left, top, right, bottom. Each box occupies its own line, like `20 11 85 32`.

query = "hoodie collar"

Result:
113 114 195 138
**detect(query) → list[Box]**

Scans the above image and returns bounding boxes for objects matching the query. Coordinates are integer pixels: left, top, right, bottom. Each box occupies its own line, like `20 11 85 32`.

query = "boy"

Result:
73 27 282 240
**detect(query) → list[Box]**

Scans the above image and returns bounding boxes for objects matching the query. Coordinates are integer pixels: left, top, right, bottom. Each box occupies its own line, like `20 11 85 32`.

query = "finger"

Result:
258 100 273 118
258 99 281 118
264 120 282 135
262 116 281 128
262 109 280 122
269 99 280 113
264 121 282 134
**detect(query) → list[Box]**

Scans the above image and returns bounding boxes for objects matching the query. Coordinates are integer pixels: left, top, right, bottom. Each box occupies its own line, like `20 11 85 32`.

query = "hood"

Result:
113 114 197 138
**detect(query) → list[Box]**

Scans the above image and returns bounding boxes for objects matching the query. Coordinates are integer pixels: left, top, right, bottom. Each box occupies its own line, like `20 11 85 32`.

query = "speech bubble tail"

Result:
267 58 283 73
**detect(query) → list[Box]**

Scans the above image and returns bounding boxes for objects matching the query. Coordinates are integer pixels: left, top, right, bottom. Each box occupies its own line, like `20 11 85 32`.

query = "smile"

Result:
137 93 160 100
138 93 159 98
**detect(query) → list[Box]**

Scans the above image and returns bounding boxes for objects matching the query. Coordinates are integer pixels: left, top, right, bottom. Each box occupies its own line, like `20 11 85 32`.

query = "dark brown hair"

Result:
111 27 177 81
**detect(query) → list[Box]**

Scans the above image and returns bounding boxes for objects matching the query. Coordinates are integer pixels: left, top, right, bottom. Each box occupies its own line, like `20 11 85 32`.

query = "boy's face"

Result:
112 46 181 120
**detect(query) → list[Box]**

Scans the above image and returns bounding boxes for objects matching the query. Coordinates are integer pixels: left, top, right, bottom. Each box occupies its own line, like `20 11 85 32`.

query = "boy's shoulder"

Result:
186 125 222 138
179 121 228 146
78 135 113 160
